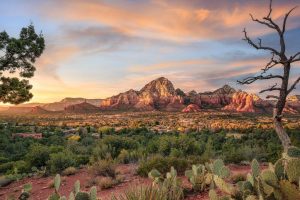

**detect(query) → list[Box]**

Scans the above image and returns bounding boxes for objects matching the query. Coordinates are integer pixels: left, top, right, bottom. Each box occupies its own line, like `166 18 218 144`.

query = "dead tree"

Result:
238 0 300 152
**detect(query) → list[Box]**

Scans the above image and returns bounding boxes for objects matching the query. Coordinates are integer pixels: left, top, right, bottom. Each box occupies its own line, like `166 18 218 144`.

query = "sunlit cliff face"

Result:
1 0 300 104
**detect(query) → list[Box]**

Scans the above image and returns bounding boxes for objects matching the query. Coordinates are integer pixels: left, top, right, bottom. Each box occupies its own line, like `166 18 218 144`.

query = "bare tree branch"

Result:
282 6 298 33
267 0 273 18
249 14 275 29
238 74 283 85
261 53 280 73
259 83 282 94
243 29 280 55
290 52 300 63
287 77 300 94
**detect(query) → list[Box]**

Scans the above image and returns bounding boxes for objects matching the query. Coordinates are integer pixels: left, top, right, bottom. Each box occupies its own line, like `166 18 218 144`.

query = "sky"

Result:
1 0 300 103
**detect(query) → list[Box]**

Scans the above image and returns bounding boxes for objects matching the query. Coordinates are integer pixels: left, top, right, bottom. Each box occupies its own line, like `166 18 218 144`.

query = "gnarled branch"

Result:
243 29 280 55
259 83 282 94
238 74 283 85
287 77 300 94
282 6 298 33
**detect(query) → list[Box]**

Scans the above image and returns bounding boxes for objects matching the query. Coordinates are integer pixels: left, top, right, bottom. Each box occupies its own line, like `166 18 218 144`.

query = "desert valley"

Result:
1 0 300 200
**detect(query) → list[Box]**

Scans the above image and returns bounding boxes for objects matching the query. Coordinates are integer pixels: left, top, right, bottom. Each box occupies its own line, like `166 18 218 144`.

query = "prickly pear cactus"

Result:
287 146 300 158
74 180 80 194
251 159 260 177
54 174 61 193
74 192 90 200
48 193 60 200
274 158 285 180
185 164 208 192
260 169 278 187
285 158 300 183
148 169 162 184
69 192 75 200
89 186 97 200
279 180 300 200
212 159 230 178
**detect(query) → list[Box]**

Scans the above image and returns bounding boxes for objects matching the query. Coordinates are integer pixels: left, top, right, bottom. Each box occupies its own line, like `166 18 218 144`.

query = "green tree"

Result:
26 144 50 168
0 24 45 104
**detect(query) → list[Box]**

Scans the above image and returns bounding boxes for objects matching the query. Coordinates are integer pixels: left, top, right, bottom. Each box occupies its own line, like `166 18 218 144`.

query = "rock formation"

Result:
223 92 256 112
182 104 201 113
199 85 236 108
100 77 185 111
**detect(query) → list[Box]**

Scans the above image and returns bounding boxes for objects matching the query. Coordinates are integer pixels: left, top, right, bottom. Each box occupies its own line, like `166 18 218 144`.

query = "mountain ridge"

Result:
1 77 300 114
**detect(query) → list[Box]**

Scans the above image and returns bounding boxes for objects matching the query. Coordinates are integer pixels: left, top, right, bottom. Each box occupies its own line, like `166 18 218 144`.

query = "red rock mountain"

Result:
199 84 236 107
100 77 185 111
2 77 300 114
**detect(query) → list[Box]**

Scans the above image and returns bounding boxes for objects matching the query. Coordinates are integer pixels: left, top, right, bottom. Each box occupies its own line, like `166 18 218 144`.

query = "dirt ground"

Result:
0 164 266 200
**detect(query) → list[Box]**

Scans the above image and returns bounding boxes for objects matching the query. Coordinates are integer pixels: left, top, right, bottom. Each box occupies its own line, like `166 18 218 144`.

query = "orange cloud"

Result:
36 0 300 41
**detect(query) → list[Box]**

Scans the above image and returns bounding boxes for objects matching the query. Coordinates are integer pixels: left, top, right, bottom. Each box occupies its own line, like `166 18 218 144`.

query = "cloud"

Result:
31 0 300 41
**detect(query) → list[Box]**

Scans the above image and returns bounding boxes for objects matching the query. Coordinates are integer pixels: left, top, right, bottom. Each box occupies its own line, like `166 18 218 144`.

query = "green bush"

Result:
0 162 14 174
47 151 76 173
26 144 50 168
62 167 77 176
90 159 116 178
117 149 130 164
137 155 188 177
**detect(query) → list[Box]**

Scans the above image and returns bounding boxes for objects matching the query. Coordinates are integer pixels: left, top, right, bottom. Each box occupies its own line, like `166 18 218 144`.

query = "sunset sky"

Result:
1 0 300 103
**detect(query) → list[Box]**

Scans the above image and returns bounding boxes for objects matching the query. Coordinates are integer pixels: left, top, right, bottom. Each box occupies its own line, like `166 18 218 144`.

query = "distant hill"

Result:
64 102 100 113
39 98 102 111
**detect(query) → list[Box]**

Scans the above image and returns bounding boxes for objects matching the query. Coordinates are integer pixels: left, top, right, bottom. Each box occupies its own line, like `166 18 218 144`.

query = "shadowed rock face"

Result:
199 84 236 107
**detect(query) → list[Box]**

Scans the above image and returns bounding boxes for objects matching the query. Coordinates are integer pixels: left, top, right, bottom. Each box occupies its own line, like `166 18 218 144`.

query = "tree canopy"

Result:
0 24 45 104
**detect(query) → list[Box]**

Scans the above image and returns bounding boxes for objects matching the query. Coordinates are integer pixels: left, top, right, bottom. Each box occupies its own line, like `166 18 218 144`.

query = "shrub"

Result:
0 162 14 174
26 144 50 168
62 167 77 176
137 155 188 177
117 149 130 164
90 159 116 178
98 177 117 189
47 151 76 173
13 160 30 174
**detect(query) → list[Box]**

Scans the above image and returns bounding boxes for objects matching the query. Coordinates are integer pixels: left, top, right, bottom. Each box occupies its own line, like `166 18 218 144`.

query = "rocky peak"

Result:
213 84 236 95
139 77 175 97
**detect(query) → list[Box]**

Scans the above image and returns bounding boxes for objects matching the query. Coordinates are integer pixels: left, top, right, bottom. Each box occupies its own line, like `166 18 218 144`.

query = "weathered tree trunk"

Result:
273 108 291 152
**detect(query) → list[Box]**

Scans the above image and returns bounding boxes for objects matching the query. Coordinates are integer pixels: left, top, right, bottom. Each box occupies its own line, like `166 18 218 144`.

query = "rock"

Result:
199 84 236 107
100 77 185 111
182 104 201 113
223 92 256 112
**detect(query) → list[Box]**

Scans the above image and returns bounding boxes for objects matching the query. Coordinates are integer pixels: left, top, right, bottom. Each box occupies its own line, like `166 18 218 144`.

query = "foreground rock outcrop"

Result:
223 92 256 112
